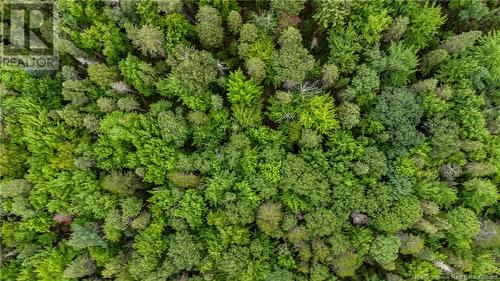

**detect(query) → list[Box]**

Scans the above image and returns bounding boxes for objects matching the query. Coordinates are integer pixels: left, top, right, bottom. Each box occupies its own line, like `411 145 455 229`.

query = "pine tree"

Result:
441 30 482 53
270 27 315 86
63 254 96 278
125 23 165 57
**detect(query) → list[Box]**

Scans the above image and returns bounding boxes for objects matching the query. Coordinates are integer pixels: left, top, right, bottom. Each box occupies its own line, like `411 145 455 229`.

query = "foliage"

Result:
370 235 401 270
269 27 315 86
196 6 224 49
1 1 499 280
119 54 157 96
125 23 166 58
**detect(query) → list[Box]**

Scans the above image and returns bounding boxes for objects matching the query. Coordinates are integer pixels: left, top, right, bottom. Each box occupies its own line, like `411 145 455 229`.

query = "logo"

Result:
1 1 58 71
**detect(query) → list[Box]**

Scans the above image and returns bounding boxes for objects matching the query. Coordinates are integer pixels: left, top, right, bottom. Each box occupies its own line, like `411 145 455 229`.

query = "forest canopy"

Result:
0 0 499 280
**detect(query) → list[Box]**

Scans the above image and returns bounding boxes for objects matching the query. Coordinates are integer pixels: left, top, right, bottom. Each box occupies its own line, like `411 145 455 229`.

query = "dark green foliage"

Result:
372 87 423 155
1 1 499 280
270 27 315 86
67 223 106 250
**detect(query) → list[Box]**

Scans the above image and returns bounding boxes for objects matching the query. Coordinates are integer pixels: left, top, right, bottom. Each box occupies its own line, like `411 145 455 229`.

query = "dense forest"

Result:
1 0 499 280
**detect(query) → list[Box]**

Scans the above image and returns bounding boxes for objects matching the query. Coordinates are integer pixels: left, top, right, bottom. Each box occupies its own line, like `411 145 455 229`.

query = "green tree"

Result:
446 207 480 250
256 203 283 237
270 27 314 86
63 254 96 278
125 23 165 57
441 30 482 53
196 6 224 49
101 171 141 196
227 69 263 107
87 63 120 88
118 55 157 96
167 231 203 270
369 235 401 270
371 87 423 155
462 179 498 213
227 10 243 34
67 223 107 250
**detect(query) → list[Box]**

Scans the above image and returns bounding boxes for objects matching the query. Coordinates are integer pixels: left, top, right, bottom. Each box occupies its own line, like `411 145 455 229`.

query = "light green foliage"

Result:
313 0 350 29
298 129 322 149
472 31 500 85
305 208 340 237
321 64 339 88
461 179 498 213
383 42 418 86
101 171 141 196
328 24 362 73
125 23 165 58
245 57 266 82
80 22 130 64
298 95 339 134
362 10 392 44
0 179 32 197
97 97 117 113
337 102 360 129
117 96 140 112
239 23 259 44
446 207 480 246
333 251 361 277
227 69 262 107
173 189 205 229
167 231 203 270
158 46 217 110
63 254 96 278
384 16 409 42
87 63 120 88
405 1 447 49
2 2 499 280
168 172 200 188
422 49 449 71
228 10 243 34
257 203 283 237
157 0 183 13
399 233 424 255
119 55 157 96
370 235 401 270
163 13 193 53
196 6 224 49
404 260 441 280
